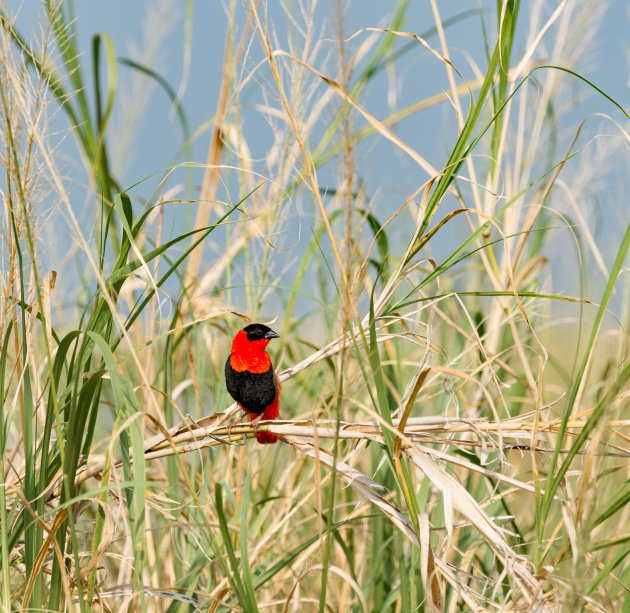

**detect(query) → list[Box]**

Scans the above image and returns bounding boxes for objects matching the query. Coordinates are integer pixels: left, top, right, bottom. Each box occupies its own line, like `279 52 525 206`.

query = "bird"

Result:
225 323 281 444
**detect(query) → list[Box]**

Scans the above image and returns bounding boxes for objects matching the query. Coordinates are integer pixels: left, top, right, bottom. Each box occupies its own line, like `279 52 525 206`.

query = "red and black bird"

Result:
225 323 281 444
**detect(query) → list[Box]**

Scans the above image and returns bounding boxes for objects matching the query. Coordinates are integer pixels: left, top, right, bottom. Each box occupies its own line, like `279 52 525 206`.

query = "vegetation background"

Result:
1 0 629 610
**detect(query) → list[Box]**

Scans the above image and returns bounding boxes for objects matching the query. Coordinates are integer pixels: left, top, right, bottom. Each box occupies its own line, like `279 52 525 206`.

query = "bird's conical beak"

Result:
264 329 280 339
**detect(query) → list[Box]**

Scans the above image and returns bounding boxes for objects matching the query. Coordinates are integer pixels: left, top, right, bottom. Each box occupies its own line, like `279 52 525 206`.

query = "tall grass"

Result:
1 0 629 611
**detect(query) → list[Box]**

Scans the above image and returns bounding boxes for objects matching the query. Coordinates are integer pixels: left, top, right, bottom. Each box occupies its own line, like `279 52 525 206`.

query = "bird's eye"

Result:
244 324 264 340
243 322 277 341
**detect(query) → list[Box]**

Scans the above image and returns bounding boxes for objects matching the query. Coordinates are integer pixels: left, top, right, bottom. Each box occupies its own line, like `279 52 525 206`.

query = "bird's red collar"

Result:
229 329 272 373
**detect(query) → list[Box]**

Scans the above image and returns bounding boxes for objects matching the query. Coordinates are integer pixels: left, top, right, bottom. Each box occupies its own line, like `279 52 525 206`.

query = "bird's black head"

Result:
243 323 280 341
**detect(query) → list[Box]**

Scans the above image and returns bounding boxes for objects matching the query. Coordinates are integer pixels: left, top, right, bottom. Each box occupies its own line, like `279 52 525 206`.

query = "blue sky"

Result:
7 1 630 314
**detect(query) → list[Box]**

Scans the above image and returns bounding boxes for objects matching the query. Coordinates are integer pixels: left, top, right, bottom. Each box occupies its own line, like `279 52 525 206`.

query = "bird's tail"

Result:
253 430 278 445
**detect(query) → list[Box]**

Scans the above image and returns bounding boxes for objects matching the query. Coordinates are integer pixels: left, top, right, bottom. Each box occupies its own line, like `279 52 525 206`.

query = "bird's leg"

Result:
232 412 247 427
249 413 263 431
224 408 248 442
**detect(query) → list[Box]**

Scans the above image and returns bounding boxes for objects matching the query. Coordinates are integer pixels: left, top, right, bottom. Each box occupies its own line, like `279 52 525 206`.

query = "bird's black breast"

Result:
225 359 277 414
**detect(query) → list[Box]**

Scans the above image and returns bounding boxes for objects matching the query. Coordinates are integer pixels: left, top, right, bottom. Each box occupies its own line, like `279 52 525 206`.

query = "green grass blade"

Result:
538 223 630 557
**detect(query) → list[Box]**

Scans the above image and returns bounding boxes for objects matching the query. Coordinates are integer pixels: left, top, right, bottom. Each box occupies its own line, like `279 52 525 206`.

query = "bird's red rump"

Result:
240 392 280 444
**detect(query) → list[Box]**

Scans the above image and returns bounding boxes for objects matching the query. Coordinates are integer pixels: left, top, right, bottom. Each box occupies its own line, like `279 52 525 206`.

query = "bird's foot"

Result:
224 412 248 443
